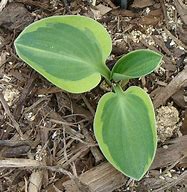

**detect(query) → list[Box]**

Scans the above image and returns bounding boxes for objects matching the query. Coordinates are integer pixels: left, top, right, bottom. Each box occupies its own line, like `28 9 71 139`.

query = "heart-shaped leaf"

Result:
94 86 157 180
15 16 112 93
111 49 162 81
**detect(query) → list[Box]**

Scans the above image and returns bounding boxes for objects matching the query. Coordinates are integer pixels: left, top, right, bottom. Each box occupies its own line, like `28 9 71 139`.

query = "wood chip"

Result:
96 4 112 16
178 26 187 45
0 0 8 12
151 135 187 169
153 66 187 108
181 109 187 135
159 0 169 29
0 158 41 168
0 3 34 31
103 0 117 9
1 145 30 158
131 0 155 8
62 163 127 192
164 27 187 50
28 171 43 192
175 0 187 25
0 51 7 68
152 35 172 56
172 88 186 108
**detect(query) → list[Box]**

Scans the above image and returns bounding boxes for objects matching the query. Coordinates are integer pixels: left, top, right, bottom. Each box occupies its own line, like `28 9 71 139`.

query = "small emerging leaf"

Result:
111 49 162 81
94 86 157 180
15 16 112 93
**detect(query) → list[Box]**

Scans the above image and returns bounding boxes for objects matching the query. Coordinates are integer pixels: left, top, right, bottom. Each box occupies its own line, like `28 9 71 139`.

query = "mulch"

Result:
0 0 187 191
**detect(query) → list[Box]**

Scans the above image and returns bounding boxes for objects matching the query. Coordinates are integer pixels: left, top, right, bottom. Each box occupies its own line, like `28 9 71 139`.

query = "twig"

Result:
153 171 187 192
82 128 104 164
49 164 91 192
0 158 74 177
161 155 185 175
13 72 37 120
52 184 64 192
81 94 95 116
63 127 69 165
0 91 24 138
24 177 29 192
24 96 50 114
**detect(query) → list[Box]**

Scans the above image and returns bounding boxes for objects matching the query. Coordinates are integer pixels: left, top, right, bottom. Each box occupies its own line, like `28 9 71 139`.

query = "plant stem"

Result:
101 66 111 80
104 78 112 87
113 84 123 94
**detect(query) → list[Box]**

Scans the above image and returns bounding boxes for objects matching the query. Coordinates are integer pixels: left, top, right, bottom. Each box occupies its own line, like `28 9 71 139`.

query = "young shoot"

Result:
14 15 162 180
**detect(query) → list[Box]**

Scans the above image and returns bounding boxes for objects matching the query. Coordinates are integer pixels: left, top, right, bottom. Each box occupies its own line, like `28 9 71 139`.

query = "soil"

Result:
0 0 187 192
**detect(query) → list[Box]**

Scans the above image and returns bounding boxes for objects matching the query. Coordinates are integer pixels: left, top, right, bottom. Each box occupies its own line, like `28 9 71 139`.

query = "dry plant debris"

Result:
132 0 155 8
153 66 187 108
0 0 8 12
0 0 187 191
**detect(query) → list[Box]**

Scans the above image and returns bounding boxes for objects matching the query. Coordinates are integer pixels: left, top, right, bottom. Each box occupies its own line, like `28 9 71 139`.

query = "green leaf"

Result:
14 15 112 93
94 86 157 180
111 49 162 81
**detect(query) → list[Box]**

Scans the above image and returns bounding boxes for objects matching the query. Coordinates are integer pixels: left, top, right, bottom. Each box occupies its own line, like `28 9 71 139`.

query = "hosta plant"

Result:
14 15 162 180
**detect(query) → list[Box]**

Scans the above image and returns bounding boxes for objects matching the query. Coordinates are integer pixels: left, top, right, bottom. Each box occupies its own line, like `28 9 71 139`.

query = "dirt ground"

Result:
0 0 187 191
